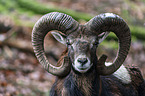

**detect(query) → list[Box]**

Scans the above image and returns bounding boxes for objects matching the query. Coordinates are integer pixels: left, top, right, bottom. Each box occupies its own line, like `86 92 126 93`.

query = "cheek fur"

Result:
68 46 75 63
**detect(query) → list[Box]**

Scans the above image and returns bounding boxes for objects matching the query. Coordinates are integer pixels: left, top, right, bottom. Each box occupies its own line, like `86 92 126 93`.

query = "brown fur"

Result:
55 78 66 95
55 72 95 96
128 66 144 90
57 48 68 67
72 71 96 96
75 75 92 96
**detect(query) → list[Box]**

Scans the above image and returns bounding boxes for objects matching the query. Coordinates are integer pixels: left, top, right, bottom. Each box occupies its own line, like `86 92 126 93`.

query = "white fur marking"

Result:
104 13 116 18
105 62 131 84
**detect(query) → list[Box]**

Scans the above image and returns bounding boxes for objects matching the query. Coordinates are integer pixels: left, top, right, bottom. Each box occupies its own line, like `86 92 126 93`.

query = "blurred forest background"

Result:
0 0 145 95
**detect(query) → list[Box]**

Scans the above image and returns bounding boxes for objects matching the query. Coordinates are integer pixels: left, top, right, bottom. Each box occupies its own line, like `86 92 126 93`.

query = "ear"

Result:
51 32 67 45
98 32 110 44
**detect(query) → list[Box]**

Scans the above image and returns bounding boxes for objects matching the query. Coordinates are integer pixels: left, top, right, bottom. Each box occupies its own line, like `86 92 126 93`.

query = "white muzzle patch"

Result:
73 55 92 73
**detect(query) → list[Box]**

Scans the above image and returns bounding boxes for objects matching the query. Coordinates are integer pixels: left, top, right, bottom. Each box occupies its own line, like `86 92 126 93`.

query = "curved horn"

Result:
85 13 131 75
32 12 79 77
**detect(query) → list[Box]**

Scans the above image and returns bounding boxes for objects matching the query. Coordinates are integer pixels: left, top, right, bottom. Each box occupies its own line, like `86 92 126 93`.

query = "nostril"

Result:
77 58 88 65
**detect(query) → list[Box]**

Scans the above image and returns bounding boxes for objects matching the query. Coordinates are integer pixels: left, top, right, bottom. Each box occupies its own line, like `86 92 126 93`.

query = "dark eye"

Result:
67 41 71 45
67 40 71 45
94 42 99 45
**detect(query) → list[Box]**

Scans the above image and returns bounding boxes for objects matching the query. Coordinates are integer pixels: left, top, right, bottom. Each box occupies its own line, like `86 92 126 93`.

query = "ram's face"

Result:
66 35 98 73
52 31 99 73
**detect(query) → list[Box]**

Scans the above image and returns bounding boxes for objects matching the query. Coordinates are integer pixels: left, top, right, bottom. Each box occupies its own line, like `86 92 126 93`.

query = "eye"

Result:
66 40 72 45
94 42 99 45
67 41 71 45
91 38 98 46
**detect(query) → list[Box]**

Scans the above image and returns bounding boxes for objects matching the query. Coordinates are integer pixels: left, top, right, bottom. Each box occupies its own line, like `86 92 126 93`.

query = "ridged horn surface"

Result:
85 13 131 75
32 12 79 77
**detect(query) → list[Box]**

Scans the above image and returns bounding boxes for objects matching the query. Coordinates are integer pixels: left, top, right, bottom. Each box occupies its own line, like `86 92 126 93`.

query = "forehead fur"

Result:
67 25 97 40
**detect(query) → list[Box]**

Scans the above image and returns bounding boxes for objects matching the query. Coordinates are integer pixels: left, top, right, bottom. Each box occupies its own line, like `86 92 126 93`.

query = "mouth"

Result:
72 63 93 73
77 67 88 70
76 67 91 73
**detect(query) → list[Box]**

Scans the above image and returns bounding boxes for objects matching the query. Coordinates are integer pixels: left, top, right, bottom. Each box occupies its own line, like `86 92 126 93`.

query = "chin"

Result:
73 63 93 73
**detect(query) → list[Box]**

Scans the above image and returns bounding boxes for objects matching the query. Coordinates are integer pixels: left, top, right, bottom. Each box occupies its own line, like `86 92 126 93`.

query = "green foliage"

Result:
0 0 18 13
0 4 6 12
106 33 118 41
121 9 132 23
101 40 118 49
16 0 93 21
130 25 145 41
0 0 8 13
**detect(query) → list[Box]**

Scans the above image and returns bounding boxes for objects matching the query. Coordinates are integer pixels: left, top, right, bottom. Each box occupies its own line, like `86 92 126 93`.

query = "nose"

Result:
77 58 88 65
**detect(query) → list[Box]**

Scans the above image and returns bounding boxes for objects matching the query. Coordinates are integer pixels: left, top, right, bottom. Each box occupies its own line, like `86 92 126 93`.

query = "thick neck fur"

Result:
72 66 101 96
52 65 101 96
